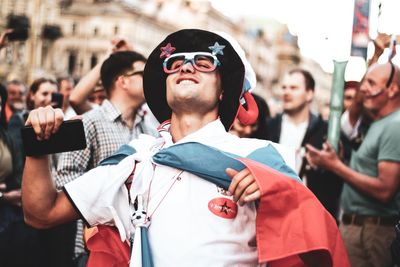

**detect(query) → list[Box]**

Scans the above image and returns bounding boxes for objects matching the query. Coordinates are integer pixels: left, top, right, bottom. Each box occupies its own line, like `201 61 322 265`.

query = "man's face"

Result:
359 64 392 115
123 61 146 103
343 88 357 111
7 83 26 110
88 89 107 106
30 82 58 109
281 72 313 115
230 118 258 138
59 79 74 104
165 57 222 114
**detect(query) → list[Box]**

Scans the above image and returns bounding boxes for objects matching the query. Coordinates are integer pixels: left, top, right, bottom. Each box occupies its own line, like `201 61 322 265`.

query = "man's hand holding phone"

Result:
25 105 64 141
23 106 86 156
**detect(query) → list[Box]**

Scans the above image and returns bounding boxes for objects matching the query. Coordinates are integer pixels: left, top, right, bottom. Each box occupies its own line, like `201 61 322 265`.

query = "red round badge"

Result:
208 197 238 219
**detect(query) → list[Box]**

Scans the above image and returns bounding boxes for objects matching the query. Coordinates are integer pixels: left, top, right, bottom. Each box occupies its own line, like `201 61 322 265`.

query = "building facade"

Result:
0 0 329 112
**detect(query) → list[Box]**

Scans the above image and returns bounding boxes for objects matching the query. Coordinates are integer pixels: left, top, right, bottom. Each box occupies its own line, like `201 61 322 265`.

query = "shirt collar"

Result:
101 99 122 122
159 119 227 148
282 113 308 127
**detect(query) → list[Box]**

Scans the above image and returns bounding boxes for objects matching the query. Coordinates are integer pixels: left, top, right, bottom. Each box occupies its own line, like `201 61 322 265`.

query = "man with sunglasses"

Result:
306 62 400 267
21 29 348 266
51 51 159 266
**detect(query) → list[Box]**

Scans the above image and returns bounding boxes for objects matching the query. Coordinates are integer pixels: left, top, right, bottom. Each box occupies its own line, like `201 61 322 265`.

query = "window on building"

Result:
114 25 119 35
90 53 98 68
68 51 77 74
93 27 98 36
72 23 77 35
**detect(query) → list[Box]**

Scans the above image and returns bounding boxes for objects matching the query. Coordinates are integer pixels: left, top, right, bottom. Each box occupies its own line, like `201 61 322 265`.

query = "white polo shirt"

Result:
64 120 295 267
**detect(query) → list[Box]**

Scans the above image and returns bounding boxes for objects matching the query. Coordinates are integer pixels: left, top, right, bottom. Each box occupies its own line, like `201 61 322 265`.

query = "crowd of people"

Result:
0 27 399 267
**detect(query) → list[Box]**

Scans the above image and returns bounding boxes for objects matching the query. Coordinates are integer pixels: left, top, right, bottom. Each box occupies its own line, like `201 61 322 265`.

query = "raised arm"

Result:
0 29 13 50
69 62 102 114
306 142 400 203
69 38 131 114
22 106 79 228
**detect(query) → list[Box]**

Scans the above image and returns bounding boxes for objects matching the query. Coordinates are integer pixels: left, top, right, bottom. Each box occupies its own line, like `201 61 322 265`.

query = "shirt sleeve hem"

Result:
62 186 91 228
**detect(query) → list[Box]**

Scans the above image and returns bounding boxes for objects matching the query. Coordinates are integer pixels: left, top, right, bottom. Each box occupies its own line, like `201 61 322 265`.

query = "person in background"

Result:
340 80 370 166
306 62 400 267
87 82 107 107
57 76 77 119
8 78 58 182
8 78 76 267
343 81 359 111
4 80 27 123
0 30 28 123
230 93 269 139
0 83 42 266
266 68 343 220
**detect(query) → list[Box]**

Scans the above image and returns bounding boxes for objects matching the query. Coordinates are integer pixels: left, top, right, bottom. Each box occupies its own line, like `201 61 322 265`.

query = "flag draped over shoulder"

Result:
86 142 350 267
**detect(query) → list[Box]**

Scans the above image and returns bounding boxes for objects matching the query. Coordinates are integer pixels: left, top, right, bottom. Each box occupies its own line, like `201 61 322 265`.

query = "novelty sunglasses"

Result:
163 52 221 74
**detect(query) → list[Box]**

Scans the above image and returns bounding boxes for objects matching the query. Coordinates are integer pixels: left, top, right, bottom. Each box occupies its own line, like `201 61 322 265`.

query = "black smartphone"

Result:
21 119 86 156
51 92 64 109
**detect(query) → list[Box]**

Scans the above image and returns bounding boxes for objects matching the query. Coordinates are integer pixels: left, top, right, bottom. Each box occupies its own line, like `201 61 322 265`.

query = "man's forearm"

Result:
332 161 393 203
69 62 102 114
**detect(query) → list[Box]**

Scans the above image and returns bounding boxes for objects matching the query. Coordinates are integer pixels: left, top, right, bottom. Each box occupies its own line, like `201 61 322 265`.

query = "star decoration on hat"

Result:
209 42 225 56
160 43 176 58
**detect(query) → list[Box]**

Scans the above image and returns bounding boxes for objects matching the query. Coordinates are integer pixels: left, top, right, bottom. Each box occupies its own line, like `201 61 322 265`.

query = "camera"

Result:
6 14 30 42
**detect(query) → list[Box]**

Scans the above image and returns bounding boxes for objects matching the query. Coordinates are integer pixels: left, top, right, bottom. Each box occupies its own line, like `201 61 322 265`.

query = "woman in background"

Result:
0 83 42 266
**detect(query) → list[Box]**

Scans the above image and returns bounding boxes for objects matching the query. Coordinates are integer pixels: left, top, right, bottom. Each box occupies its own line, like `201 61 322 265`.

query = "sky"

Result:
210 0 400 79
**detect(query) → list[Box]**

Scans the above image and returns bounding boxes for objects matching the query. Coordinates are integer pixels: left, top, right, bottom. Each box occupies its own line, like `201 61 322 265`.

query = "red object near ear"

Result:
237 92 259 125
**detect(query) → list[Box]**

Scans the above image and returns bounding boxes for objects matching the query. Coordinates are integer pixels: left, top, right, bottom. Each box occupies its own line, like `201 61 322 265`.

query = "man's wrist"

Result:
332 160 348 180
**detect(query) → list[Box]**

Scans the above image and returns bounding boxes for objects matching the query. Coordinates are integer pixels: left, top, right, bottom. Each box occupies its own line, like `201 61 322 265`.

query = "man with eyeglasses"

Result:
51 51 159 266
306 62 400 267
21 29 349 266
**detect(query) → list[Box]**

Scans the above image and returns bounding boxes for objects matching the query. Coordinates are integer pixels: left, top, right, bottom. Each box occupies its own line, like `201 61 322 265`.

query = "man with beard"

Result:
266 69 343 220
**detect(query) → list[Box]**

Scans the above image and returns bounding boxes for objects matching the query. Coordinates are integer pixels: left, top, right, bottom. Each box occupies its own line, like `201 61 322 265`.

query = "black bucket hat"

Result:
143 29 245 131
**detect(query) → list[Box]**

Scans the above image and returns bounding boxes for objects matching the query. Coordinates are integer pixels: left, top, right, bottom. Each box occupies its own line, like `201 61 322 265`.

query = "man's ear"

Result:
306 89 314 102
389 84 400 98
219 91 224 101
115 75 127 89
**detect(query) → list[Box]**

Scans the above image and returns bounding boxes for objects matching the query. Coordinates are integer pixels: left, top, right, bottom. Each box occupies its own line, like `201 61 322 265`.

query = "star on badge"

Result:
160 43 176 58
209 42 225 56
220 201 231 215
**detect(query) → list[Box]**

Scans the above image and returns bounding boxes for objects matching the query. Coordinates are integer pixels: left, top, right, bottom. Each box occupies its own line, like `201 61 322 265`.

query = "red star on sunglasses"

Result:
160 43 176 58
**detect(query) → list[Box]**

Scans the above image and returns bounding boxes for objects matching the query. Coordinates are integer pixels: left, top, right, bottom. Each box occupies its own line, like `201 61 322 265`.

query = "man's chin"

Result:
283 108 295 115
11 102 25 111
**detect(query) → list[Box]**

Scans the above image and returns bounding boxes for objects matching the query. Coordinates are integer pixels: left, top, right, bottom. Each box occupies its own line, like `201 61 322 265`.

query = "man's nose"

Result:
180 61 195 73
359 82 368 93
